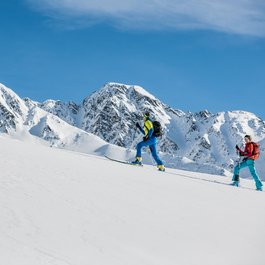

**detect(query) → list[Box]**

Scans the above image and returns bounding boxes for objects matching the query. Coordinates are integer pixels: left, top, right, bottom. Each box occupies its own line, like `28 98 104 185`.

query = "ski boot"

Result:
231 181 240 187
231 174 240 187
157 165 165 172
256 186 263 191
131 157 142 165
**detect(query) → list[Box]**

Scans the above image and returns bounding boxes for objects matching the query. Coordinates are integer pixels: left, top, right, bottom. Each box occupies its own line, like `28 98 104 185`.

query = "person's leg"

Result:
149 144 165 171
149 144 163 165
247 160 263 190
232 159 248 185
133 138 155 164
136 140 145 158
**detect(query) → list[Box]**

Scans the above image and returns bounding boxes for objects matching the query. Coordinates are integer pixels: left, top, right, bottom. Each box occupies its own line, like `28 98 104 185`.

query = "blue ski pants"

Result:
136 137 164 166
233 159 263 189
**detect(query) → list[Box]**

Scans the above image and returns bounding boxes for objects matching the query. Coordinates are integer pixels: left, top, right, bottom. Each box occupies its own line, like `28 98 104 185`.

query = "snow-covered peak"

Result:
87 82 170 120
132 85 157 100
0 83 29 132
80 82 171 148
23 97 39 109
88 82 158 104
39 99 80 127
0 83 28 117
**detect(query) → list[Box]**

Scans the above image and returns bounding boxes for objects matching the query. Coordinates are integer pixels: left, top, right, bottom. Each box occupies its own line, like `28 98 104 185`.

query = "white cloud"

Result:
26 0 265 36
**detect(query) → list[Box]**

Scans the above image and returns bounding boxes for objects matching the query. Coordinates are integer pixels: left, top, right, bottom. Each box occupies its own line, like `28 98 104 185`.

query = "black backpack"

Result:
152 120 163 137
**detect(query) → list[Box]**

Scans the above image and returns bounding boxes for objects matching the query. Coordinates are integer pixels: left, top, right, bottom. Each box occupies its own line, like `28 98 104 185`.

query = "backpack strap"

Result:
251 142 258 154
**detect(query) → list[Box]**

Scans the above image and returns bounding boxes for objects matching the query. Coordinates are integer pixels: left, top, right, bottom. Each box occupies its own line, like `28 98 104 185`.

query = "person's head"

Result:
143 111 150 121
244 135 252 143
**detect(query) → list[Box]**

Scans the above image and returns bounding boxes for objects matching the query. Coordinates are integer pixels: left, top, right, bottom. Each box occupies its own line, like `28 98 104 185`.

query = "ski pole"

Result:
127 128 139 151
128 121 143 151
237 143 244 162
236 143 244 179
237 150 241 169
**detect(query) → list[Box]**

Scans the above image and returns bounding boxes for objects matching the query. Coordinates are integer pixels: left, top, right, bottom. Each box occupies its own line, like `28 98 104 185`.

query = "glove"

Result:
136 122 141 129
235 145 240 151
239 151 244 156
242 157 248 162
143 136 149 142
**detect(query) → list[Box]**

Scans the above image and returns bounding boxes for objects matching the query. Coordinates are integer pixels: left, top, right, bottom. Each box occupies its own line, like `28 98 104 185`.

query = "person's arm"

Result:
136 122 145 135
244 144 254 157
236 145 243 153
236 145 247 156
237 144 253 161
147 127 154 138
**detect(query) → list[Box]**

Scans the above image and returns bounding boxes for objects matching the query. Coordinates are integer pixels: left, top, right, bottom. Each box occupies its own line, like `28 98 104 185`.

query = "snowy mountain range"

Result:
1 82 265 178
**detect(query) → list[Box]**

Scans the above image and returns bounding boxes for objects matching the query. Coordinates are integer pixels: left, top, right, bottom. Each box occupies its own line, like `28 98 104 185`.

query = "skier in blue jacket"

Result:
132 112 165 171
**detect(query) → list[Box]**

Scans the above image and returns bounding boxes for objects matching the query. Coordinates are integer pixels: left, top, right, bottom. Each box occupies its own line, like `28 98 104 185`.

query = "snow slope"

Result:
0 135 264 265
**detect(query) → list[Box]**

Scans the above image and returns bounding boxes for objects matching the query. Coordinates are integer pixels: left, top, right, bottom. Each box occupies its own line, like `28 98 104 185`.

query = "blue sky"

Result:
0 0 265 119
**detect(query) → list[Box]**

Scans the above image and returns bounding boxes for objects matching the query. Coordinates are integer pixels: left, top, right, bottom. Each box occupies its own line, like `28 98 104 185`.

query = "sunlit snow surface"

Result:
0 135 264 265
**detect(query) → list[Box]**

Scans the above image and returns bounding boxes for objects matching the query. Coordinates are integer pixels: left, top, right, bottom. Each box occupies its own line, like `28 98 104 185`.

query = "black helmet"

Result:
143 111 150 118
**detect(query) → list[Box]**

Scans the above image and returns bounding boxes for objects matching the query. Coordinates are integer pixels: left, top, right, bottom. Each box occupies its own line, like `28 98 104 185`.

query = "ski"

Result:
104 155 143 167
